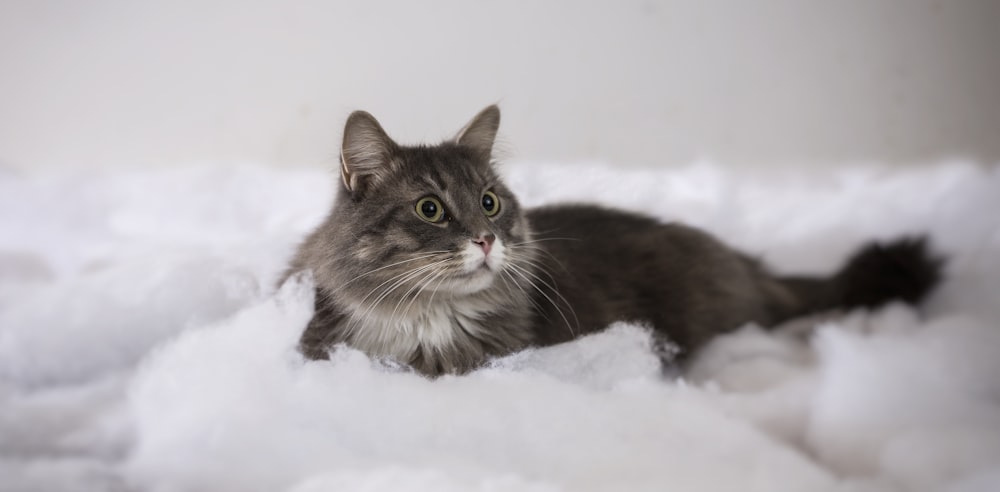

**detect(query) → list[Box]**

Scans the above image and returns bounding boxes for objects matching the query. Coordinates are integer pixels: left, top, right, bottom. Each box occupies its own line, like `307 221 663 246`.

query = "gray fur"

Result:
283 105 942 377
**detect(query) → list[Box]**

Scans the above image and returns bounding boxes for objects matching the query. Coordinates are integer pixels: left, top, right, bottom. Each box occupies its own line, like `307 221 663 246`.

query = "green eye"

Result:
416 196 445 223
482 190 500 217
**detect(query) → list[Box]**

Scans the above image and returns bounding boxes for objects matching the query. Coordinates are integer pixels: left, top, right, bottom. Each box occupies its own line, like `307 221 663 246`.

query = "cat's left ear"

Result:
454 105 500 159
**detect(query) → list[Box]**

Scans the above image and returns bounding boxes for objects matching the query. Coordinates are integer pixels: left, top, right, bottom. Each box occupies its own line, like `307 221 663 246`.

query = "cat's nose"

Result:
471 233 496 256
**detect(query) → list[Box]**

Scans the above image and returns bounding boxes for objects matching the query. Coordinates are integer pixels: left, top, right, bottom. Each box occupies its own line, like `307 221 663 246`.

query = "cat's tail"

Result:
766 236 944 323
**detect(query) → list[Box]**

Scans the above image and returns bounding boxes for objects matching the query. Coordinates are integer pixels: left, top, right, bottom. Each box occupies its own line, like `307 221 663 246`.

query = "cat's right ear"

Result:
340 111 396 193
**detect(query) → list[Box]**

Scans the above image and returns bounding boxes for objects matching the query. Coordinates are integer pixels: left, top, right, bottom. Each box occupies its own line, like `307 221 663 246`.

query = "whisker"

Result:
359 260 449 319
523 227 567 237
354 260 444 311
500 268 547 320
331 251 450 293
507 259 580 334
505 261 578 336
505 251 563 289
389 262 453 328
347 259 452 337
396 266 452 328
348 268 431 338
510 245 571 274
511 237 581 246
423 266 453 313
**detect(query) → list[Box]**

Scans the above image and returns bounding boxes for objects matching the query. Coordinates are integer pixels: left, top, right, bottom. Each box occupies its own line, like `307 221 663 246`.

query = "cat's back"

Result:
525 204 721 257
523 204 767 348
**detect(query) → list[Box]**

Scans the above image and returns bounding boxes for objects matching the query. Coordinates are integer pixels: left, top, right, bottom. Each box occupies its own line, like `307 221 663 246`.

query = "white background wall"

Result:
1 0 998 171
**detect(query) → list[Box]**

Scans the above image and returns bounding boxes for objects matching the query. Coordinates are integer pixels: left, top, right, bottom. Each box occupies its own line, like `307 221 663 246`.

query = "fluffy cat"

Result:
282 105 941 376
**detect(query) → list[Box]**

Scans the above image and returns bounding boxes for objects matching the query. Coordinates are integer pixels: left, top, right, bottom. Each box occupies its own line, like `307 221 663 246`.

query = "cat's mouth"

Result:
438 263 497 295
453 240 506 290
461 250 501 274
476 256 495 270
459 261 494 276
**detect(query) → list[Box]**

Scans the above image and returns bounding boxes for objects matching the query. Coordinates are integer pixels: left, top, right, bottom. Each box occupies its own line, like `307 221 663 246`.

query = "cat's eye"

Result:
416 196 445 223
482 191 500 217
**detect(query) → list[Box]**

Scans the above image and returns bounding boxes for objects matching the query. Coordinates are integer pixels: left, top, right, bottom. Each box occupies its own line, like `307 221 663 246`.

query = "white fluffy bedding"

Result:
1 161 999 492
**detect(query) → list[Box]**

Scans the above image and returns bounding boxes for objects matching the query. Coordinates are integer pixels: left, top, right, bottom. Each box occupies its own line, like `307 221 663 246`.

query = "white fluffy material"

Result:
1 161 999 492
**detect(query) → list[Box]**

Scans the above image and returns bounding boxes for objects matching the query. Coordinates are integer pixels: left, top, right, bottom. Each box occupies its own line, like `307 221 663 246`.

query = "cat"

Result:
281 105 942 377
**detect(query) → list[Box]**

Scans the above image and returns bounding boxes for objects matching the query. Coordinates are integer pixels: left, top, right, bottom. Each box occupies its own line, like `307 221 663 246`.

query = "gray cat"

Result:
282 105 941 376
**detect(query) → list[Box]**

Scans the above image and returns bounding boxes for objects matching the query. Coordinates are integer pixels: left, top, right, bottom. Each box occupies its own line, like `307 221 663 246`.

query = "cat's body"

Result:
284 106 941 376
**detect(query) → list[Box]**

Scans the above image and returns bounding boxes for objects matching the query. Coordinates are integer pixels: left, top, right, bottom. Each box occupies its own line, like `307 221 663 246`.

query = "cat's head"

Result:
327 105 531 300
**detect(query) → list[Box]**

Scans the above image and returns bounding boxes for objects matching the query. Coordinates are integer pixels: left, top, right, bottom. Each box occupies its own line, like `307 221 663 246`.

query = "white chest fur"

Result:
342 296 492 362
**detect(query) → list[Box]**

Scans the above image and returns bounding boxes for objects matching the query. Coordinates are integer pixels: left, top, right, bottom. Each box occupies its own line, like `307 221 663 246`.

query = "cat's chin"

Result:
439 268 498 295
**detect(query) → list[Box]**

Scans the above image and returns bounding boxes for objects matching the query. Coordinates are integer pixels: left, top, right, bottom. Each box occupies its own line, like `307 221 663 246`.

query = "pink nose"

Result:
471 233 496 256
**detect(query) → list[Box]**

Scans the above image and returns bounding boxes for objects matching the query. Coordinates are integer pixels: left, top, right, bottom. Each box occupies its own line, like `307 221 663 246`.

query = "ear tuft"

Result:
341 111 395 192
454 105 501 159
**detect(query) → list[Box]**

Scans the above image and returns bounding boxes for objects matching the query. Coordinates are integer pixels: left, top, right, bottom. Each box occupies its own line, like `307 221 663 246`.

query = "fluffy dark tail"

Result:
769 237 944 322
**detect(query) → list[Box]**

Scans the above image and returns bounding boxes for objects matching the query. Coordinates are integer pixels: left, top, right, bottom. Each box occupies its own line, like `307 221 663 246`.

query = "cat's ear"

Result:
454 105 500 159
340 111 396 193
